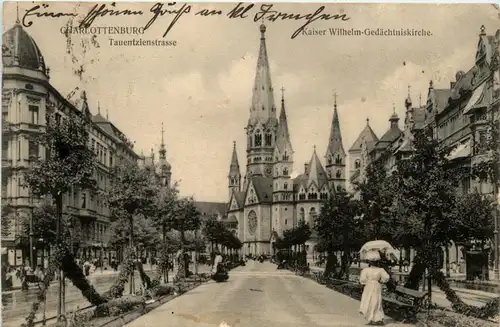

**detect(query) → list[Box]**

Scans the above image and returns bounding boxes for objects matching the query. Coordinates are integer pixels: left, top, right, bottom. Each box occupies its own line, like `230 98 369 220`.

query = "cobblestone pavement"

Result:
124 261 413 327
0 264 210 327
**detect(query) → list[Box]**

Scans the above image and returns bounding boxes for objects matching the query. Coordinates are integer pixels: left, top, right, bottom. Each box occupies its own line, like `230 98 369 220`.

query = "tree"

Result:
151 182 179 282
356 150 395 242
453 192 495 245
22 108 97 319
389 131 465 292
105 161 159 292
171 197 201 279
108 215 161 252
315 193 363 278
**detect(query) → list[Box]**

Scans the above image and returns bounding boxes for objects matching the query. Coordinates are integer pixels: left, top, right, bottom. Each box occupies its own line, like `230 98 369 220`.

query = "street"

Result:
1 264 209 327
125 261 412 327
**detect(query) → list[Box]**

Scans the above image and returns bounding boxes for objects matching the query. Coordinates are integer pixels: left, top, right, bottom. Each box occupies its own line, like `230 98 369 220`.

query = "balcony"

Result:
2 158 12 169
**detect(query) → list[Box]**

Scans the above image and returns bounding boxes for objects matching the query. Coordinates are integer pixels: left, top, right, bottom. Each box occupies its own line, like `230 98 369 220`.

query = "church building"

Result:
226 24 346 256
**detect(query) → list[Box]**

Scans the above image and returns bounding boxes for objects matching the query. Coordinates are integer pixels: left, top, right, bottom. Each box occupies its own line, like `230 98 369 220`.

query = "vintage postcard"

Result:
1 2 500 327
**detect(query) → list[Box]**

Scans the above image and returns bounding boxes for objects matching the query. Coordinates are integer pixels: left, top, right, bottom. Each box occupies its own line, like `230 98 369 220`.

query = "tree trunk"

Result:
55 192 65 321
324 251 337 278
129 216 135 294
445 245 451 278
162 225 168 283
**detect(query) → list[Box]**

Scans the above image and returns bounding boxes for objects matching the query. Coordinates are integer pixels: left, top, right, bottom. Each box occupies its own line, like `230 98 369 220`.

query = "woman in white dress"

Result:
359 250 391 325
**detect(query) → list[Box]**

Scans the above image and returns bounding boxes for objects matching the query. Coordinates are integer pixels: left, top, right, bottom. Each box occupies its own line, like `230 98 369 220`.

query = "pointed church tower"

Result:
325 93 346 193
228 141 241 200
158 123 172 188
246 23 279 180
404 85 414 131
272 87 294 235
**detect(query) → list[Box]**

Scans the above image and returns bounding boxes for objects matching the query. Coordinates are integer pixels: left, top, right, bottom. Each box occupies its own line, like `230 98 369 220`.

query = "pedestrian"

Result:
359 250 390 325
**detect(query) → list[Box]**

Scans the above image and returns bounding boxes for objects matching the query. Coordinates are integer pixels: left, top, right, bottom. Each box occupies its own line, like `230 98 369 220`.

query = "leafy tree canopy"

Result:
23 111 97 197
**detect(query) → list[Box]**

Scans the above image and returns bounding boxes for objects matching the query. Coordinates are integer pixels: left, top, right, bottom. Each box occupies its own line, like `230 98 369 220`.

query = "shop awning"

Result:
446 140 472 160
463 82 487 115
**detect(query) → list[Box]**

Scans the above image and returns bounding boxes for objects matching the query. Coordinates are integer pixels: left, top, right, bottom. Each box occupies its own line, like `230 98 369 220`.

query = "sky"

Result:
3 2 499 202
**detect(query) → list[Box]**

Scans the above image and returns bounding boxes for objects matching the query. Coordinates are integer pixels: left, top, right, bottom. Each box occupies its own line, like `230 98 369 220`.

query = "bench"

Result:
384 286 428 322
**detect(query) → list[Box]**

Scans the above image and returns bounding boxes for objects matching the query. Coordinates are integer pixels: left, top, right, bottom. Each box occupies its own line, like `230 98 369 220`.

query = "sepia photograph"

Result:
1 2 500 327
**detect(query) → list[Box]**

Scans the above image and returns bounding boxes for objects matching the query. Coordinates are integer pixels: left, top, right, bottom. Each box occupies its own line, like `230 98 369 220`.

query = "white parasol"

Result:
359 240 397 261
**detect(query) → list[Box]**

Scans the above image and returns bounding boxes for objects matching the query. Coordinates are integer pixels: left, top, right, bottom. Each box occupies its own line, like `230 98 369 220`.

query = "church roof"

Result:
374 111 402 150
232 191 245 207
307 147 328 189
194 201 227 218
249 176 273 204
229 141 240 175
349 119 379 152
249 24 277 123
325 99 345 158
2 22 46 73
274 92 293 154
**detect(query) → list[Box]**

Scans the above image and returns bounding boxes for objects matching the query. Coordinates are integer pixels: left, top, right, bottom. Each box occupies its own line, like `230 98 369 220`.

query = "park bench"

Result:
383 286 428 322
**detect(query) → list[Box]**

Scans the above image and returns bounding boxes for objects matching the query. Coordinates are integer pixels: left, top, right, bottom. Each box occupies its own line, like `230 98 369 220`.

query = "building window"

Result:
29 106 39 125
17 140 21 160
283 152 289 161
355 159 361 169
109 154 113 167
284 183 288 190
55 113 62 124
104 150 107 166
285 219 288 225
254 133 262 147
82 192 87 209
283 167 288 175
2 139 8 159
335 155 342 164
28 139 39 159
336 170 342 178
265 133 272 146
299 193 306 200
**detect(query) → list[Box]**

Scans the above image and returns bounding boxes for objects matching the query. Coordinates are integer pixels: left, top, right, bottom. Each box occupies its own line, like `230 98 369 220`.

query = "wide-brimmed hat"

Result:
365 250 381 262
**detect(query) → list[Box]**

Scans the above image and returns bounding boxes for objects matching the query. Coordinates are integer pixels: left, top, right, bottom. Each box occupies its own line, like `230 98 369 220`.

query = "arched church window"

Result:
335 155 342 164
328 156 332 165
248 210 257 236
328 170 332 178
300 208 305 221
309 207 317 225
283 167 288 176
355 160 361 169
283 151 289 161
336 185 342 192
336 170 342 178
255 132 262 147
284 183 288 190
265 133 272 146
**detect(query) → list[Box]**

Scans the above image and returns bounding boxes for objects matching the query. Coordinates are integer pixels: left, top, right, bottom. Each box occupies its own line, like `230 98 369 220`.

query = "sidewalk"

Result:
2 267 154 294
308 264 499 308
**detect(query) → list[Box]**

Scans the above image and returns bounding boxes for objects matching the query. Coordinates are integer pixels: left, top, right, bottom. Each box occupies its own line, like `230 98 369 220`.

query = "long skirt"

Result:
359 282 385 323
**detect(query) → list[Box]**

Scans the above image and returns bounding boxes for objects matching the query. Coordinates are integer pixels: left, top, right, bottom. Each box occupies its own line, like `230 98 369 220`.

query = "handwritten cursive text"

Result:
254 4 350 39
22 3 77 28
80 2 143 29
143 2 191 37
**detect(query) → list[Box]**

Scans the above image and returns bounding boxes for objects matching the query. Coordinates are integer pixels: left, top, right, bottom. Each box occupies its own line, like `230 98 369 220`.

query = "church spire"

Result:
159 122 166 160
325 92 345 158
275 86 293 154
249 23 276 121
228 141 241 200
229 141 240 175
